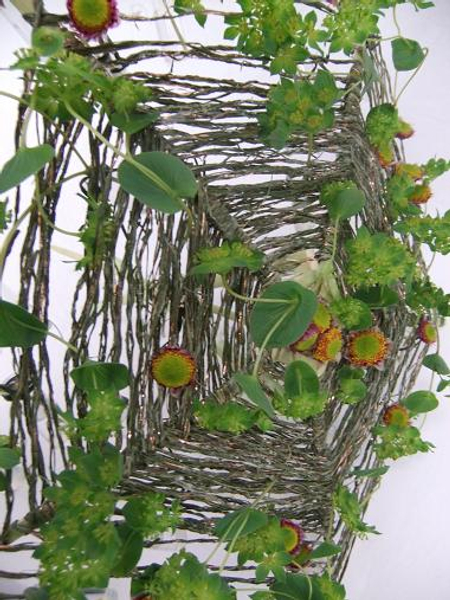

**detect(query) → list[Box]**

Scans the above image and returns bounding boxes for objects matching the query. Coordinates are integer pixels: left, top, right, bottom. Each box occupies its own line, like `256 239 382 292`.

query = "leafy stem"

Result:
395 47 429 105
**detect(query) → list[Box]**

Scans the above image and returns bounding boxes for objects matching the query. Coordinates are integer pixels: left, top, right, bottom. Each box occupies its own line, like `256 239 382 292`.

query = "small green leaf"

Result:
234 373 275 417
423 353 450 375
118 151 198 214
255 564 270 583
250 282 317 348
351 465 390 479
338 379 367 403
0 300 47 348
326 187 366 220
191 241 264 275
70 362 130 392
0 447 21 469
309 541 342 560
437 379 450 392
215 508 268 541
111 523 144 578
402 390 439 414
284 360 320 397
0 145 55 193
354 286 399 307
109 111 159 134
338 366 365 381
392 37 425 71
32 27 65 56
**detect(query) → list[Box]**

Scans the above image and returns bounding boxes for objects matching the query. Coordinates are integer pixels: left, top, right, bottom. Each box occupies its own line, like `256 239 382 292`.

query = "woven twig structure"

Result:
0 5 427 596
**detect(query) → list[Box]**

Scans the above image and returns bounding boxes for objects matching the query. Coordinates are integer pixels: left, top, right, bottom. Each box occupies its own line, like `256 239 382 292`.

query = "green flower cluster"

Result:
122 493 181 538
345 226 415 288
333 485 379 538
366 103 412 165
194 400 273 434
273 389 328 420
395 211 450 255
231 516 290 564
373 423 434 460
259 71 340 148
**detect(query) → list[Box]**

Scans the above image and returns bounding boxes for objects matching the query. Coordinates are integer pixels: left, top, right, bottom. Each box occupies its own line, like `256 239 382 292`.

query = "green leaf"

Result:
111 523 144 578
423 353 450 375
109 111 159 134
437 378 450 392
190 241 264 275
351 465 390 479
338 379 367 403
233 373 275 417
272 573 321 600
118 151 198 214
392 37 425 71
354 286 399 307
0 447 20 469
326 187 366 220
24 589 50 600
70 362 130 392
250 282 317 348
284 360 320 397
309 541 342 560
0 472 7 491
0 145 55 193
32 27 65 56
338 366 365 381
402 390 439 415
215 508 268 542
255 563 270 583
0 300 47 348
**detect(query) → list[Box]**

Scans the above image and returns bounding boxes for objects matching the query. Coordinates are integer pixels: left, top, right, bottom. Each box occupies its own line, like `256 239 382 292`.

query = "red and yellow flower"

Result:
67 0 119 38
281 519 304 556
290 324 320 353
417 317 437 344
312 327 343 362
151 346 196 389
382 403 410 428
408 183 432 205
347 329 389 368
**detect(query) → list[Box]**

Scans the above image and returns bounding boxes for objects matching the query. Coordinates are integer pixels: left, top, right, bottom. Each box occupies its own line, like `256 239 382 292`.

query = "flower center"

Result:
151 348 196 389
72 0 109 26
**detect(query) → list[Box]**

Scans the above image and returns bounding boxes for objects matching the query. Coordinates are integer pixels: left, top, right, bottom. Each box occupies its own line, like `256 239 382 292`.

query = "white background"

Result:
0 1 449 599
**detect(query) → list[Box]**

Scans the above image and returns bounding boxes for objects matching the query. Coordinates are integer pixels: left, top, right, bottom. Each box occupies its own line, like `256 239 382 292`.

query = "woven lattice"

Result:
0 6 428 597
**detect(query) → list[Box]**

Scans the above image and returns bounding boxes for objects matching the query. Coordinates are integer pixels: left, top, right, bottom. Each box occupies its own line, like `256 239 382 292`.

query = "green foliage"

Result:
333 485 379 538
250 281 318 348
274 360 328 419
0 199 12 231
423 354 450 375
191 241 264 275
194 399 273 433
215 508 269 542
76 196 116 270
230 516 290 565
123 493 181 538
0 446 21 469
331 297 372 330
351 465 390 478
373 423 434 459
392 37 425 71
395 211 450 254
118 151 198 214
233 373 275 417
272 572 346 600
345 226 415 288
0 300 48 348
422 157 450 180
365 103 409 164
337 369 368 405
36 444 123 600
0 145 55 194
309 541 342 560
259 72 340 148
32 27 65 57
109 111 159 134
146 551 236 600
402 390 439 415
78 389 126 443
320 181 366 221
174 0 207 26
406 278 450 317
70 361 130 392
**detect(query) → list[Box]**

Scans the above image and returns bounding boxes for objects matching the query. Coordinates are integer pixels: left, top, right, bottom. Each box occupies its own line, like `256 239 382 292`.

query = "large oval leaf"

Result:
233 372 275 417
118 151 198 213
250 282 317 348
70 362 130 392
111 523 144 578
0 447 21 469
392 37 425 71
327 187 366 220
284 360 320 397
402 390 438 415
0 145 55 193
0 300 47 347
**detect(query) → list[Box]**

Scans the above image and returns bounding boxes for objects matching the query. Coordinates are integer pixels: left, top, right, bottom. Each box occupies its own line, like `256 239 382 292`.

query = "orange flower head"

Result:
281 519 304 555
395 119 414 140
151 345 196 389
347 329 389 368
290 324 320 353
408 184 432 205
394 163 424 181
417 317 437 344
383 403 410 428
312 328 343 362
67 0 119 39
